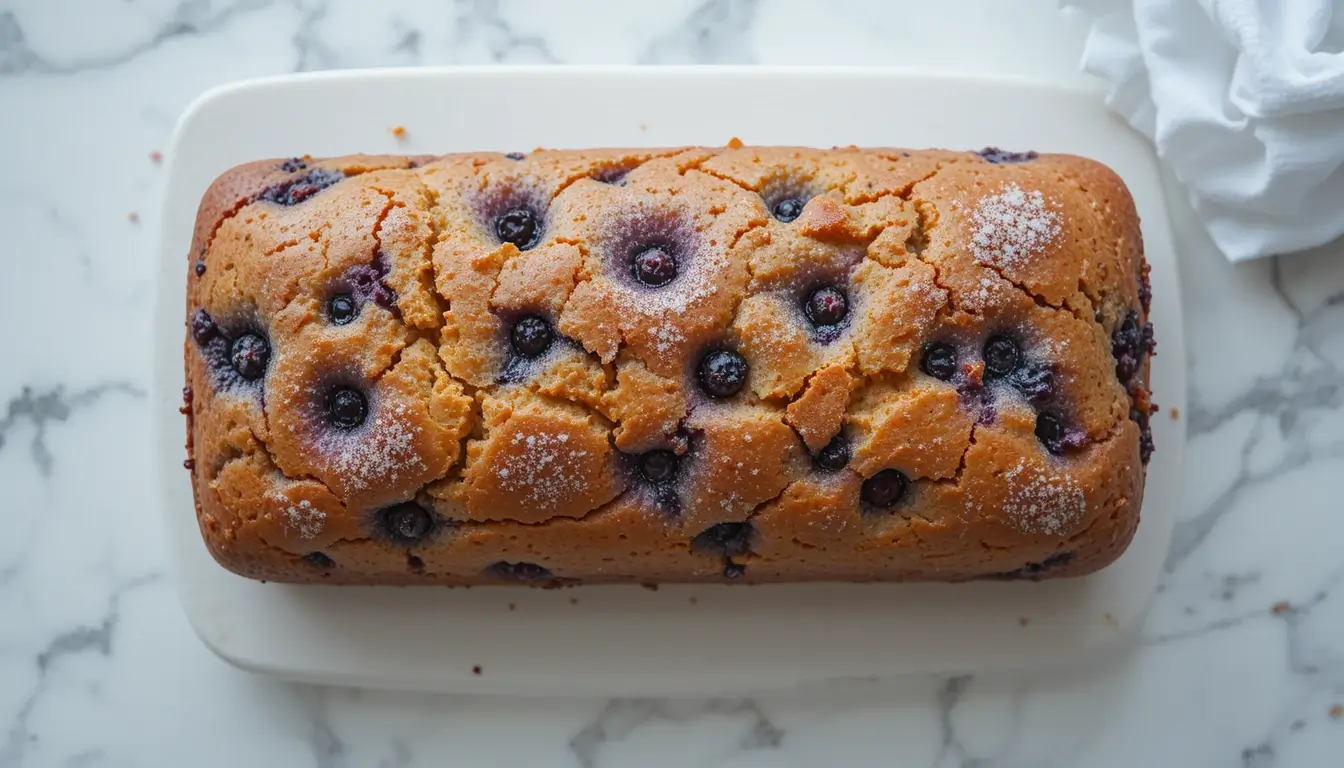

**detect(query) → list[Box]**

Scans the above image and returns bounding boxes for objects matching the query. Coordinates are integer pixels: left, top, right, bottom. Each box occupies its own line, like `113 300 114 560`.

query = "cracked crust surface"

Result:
184 147 1152 585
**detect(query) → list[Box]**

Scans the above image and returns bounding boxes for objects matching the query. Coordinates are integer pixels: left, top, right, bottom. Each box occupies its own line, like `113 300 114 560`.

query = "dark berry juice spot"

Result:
1035 411 1065 454
510 315 553 358
230 333 270 380
813 435 850 471
485 561 553 582
302 552 335 569
697 349 748 398
408 554 425 571
804 286 848 328
861 469 909 510
1010 362 1055 406
639 450 679 484
494 208 540 250
328 294 358 325
346 255 398 313
990 551 1074 580
631 246 678 287
190 309 219 344
258 168 345 206
920 341 958 381
691 522 754 557
327 388 368 430
772 197 805 222
379 502 434 545
977 147 1039 164
983 335 1021 378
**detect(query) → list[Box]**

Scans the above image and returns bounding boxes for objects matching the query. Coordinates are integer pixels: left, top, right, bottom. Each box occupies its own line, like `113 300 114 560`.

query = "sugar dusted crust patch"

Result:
185 147 1151 586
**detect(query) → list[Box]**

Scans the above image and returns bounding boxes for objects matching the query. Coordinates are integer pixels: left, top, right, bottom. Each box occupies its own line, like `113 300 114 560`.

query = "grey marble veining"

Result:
2 0 1343 766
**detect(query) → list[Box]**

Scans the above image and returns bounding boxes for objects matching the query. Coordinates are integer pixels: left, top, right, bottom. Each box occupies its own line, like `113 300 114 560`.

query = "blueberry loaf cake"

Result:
183 145 1154 586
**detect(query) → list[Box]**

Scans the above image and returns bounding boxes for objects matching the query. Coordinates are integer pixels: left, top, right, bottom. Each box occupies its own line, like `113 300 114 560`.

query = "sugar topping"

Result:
282 499 326 539
494 427 590 511
970 458 1085 536
317 405 425 491
966 184 1061 271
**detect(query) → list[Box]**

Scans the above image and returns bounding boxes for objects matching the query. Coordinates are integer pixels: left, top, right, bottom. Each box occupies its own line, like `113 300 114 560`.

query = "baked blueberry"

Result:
495 208 540 250
1132 406 1155 463
379 502 434 545
510 315 553 358
691 522 754 557
194 260 207 276
485 561 553 582
920 341 958 381
1010 362 1055 406
280 158 309 172
258 168 345 206
1111 311 1154 382
722 561 747 579
631 246 677 287
328 294 358 325
1035 411 1065 454
697 349 748 398
977 147 1039 164
983 335 1021 378
327 388 368 430
804 286 848 328
813 435 850 472
230 333 269 380
302 552 335 569
639 450 679 484
407 554 425 571
991 551 1074 580
861 469 909 509
772 197 805 222
190 309 219 344
504 152 526 161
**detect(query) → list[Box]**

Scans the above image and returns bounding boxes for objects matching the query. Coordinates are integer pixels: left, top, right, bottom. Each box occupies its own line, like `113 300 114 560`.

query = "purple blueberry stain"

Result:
258 168 345 206
279 158 309 172
485 561 554 582
989 551 1074 580
691 522 755 558
302 552 335 569
977 147 1039 164
343 252 399 315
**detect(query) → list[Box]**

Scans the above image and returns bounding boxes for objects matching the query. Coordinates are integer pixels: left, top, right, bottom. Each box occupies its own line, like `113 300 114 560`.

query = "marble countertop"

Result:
3 1 1343 766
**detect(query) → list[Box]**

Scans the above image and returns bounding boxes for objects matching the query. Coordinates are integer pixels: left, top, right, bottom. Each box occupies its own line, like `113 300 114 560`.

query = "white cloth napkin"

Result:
1065 0 1344 262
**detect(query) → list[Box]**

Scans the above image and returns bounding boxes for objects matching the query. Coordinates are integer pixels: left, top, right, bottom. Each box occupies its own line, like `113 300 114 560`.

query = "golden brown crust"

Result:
184 147 1152 585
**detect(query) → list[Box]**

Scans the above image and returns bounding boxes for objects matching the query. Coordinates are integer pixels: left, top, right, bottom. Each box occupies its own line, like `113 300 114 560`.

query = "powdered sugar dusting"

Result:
283 499 326 539
970 458 1085 536
967 184 1061 270
495 427 591 511
317 405 425 491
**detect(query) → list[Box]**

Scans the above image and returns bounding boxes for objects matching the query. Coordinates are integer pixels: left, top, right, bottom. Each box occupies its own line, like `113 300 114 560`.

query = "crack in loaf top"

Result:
182 145 1152 586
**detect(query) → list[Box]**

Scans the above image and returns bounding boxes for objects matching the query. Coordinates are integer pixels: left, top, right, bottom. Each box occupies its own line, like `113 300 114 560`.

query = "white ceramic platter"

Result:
153 67 1185 695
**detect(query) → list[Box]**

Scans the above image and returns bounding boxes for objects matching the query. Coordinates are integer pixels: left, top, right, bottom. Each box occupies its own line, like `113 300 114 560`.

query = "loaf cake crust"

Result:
182 145 1154 586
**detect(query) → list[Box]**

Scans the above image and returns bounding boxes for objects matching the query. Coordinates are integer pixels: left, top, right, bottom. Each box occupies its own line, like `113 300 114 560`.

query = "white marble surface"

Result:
2 1 1343 766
